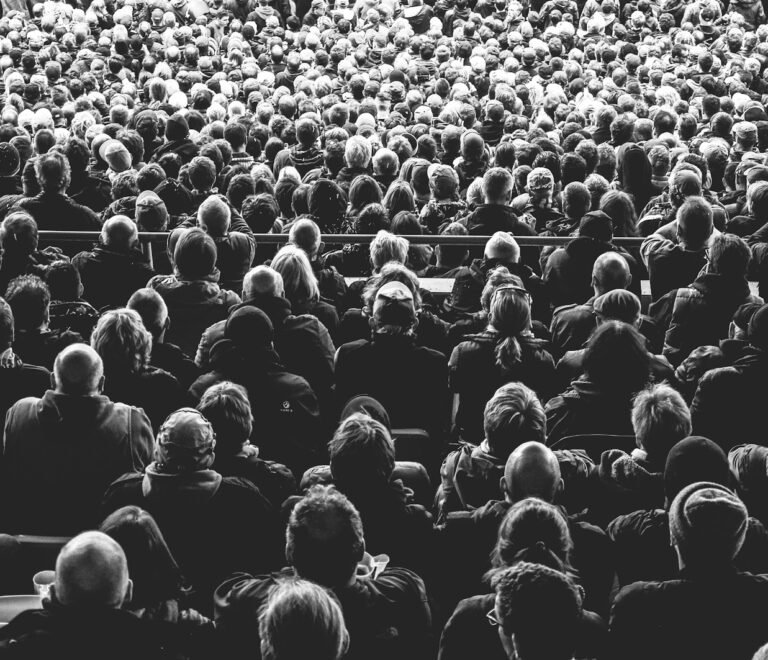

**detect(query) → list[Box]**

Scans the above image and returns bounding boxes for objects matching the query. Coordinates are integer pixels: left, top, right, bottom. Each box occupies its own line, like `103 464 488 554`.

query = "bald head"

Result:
242 265 285 299
502 441 562 503
54 343 104 395
289 219 322 258
592 251 631 295
198 196 231 237
101 215 138 251
55 531 130 608
127 287 168 339
484 231 520 263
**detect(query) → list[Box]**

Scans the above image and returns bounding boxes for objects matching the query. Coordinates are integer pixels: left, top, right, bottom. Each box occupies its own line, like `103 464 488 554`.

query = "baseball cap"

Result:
373 281 417 327
427 163 459 197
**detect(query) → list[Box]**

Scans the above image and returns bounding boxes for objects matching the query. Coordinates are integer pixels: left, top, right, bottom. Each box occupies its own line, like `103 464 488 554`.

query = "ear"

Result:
556 477 564 497
50 372 56 389
318 240 325 254
124 579 134 606
500 475 508 499
97 375 106 393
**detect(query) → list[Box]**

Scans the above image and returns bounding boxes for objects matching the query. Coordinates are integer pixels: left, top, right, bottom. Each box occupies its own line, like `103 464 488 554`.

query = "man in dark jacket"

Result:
72 216 155 311
608 436 768 588
0 532 169 659
610 481 768 660
214 485 432 660
16 151 101 233
654 233 762 367
101 407 281 605
195 265 334 412
641 196 717 301
0 344 154 534
335 281 449 444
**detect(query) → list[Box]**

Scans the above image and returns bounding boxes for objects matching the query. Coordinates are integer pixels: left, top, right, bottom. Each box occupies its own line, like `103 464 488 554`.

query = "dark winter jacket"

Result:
73 245 155 310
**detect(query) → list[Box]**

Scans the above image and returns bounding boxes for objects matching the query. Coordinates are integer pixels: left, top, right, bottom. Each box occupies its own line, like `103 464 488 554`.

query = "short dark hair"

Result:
328 413 395 491
197 381 252 455
223 122 248 150
44 261 82 302
5 274 50 331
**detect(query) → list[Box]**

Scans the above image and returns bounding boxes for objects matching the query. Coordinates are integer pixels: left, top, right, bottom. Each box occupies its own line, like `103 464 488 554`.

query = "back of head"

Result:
504 441 561 503
198 195 231 237
708 233 751 279
593 289 640 325
329 412 395 492
676 196 713 250
669 481 748 570
1 211 38 256
197 381 252 456
286 485 365 588
259 578 349 660
36 150 70 193
632 384 691 467
127 288 168 339
664 436 729 505
91 308 152 375
5 274 50 332
101 215 138 252
484 231 520 263
45 261 82 302
583 321 651 394
369 230 409 270
484 383 546 458
483 167 514 203
55 531 130 608
174 228 218 281
591 251 631 294
243 265 285 299
0 298 14 350
492 562 581 660
288 218 322 257
54 343 104 396
271 245 319 305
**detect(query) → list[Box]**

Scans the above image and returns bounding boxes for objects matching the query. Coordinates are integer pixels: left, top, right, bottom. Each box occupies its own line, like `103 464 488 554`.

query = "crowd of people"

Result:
0 0 766 656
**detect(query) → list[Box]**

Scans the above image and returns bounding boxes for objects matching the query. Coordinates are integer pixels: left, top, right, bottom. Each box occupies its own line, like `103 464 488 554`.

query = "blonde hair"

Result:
271 244 320 305
369 230 409 270
489 286 532 372
91 308 152 374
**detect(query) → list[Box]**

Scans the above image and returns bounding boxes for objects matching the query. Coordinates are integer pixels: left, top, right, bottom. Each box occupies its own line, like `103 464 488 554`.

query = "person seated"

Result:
555 289 672 389
488 563 585 660
641 196 718 301
335 281 449 443
610 482 768 660
609 436 768 587
288 218 347 311
545 321 653 444
439 441 612 616
5 274 82 369
259 578 349 660
0 532 168 659
450 283 556 443
197 381 296 507
214 485 432 660
169 195 255 293
439 500 606 660
90 309 188 430
17 150 101 231
422 223 470 279
0 210 65 294
544 210 642 309
148 228 241 356
655 233 762 367
189 306 322 476
99 506 215 657
127 288 200 389
195 266 334 411
0 344 154 534
590 383 692 525
44 261 100 339
102 408 280 606
0 297 50 425
444 232 547 322
72 215 155 311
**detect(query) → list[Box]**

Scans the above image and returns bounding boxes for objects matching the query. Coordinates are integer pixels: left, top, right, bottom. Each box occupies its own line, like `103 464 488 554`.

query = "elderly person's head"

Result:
344 135 372 170
101 215 139 252
484 232 520 264
53 343 105 396
242 265 285 300
369 230 409 272
91 308 152 376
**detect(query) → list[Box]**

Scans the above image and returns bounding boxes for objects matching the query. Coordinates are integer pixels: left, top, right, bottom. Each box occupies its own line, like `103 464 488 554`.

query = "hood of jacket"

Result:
150 275 224 305
141 462 223 505
91 244 149 265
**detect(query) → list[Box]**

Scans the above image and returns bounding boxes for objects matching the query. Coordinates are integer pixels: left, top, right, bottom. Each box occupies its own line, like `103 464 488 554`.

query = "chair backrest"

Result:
550 434 637 462
392 428 435 472
0 595 42 623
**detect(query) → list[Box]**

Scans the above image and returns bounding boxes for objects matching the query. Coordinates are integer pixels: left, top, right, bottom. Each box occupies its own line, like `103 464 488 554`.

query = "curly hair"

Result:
91 308 152 375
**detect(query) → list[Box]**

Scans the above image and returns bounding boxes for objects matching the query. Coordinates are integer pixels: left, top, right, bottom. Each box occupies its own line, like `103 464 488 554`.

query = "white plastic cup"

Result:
32 570 55 598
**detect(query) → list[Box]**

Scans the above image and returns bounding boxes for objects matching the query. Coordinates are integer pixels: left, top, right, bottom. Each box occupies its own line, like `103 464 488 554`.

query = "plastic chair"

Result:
550 434 636 463
0 595 42 623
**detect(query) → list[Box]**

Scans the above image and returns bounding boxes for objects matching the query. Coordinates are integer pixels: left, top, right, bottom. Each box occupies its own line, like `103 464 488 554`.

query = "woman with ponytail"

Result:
449 284 556 443
439 499 607 660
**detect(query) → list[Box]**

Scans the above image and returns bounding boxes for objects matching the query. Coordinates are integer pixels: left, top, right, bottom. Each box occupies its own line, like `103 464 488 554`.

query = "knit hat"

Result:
154 408 216 471
593 289 640 324
135 190 169 230
103 139 132 173
527 166 554 191
664 437 730 504
0 142 20 177
669 481 748 565
225 306 274 348
578 210 613 243
373 281 417 328
166 112 190 141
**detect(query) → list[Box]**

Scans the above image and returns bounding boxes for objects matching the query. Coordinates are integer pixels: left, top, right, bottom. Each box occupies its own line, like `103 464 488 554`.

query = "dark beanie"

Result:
669 481 748 565
225 306 274 348
664 436 730 503
166 112 190 142
173 228 216 280
579 210 613 243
